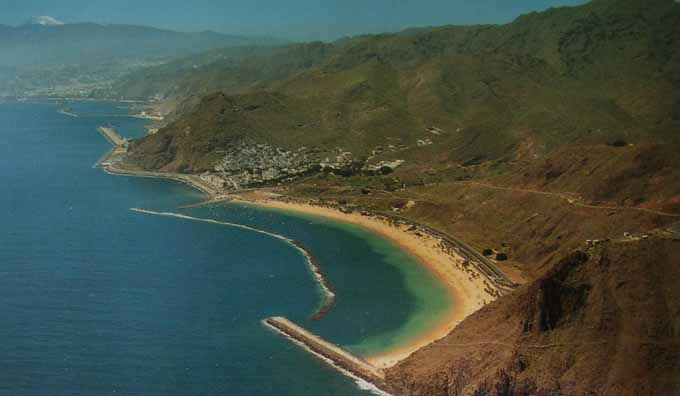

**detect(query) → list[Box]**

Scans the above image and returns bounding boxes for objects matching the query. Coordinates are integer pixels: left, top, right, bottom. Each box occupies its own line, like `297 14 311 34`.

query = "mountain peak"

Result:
28 16 64 26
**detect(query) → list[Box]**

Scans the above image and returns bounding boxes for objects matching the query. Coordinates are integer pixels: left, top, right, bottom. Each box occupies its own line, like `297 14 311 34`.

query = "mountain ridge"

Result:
115 0 680 394
127 0 680 170
0 22 285 68
0 21 288 97
125 0 680 273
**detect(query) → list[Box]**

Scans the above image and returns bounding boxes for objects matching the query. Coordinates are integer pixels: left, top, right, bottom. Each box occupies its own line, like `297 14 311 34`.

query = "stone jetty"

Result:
263 317 388 389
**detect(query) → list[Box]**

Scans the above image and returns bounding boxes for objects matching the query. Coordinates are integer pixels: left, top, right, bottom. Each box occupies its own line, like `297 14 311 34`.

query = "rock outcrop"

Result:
386 237 680 396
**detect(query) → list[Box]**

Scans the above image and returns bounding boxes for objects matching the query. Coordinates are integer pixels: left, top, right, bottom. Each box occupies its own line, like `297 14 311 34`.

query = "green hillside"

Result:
121 2 680 393
129 0 679 173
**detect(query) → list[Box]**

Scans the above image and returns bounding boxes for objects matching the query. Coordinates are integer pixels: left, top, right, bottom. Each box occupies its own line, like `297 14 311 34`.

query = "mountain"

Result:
110 42 333 100
0 20 287 97
0 22 284 68
121 0 680 393
128 0 680 173
125 0 680 275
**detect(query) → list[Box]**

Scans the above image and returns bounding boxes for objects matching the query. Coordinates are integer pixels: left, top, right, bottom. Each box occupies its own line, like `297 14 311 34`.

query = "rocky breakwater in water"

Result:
263 317 392 395
95 125 224 198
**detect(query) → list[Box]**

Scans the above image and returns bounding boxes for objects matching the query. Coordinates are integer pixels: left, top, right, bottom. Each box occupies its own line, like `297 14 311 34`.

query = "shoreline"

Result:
92 125 225 199
103 164 223 198
232 195 502 368
93 123 503 369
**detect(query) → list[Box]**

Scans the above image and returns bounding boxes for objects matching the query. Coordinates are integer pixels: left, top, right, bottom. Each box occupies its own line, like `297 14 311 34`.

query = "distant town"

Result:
0 59 165 99
205 139 406 191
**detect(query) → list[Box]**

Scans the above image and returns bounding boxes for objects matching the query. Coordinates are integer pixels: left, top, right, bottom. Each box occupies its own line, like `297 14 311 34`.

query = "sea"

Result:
0 101 452 396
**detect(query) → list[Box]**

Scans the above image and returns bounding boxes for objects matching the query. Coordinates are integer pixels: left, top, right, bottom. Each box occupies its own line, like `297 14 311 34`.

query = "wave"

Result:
130 208 335 320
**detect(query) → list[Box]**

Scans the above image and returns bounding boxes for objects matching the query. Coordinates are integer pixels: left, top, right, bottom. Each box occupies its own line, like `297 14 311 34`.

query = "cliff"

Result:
385 235 680 396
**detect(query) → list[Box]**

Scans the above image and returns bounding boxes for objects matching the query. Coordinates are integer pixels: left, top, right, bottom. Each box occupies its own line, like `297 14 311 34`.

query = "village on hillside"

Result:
201 138 407 191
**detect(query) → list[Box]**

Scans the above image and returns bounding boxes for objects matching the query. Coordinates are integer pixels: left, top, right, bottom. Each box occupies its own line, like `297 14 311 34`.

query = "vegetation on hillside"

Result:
129 0 679 187
123 1 680 394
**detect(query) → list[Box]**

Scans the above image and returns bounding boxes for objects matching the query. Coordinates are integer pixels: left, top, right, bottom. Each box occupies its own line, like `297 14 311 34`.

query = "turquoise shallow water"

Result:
0 101 452 395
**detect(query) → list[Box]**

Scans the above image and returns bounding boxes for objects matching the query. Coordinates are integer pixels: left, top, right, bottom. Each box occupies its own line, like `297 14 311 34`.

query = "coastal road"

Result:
95 125 223 198
382 211 517 291
454 181 680 218
104 166 223 197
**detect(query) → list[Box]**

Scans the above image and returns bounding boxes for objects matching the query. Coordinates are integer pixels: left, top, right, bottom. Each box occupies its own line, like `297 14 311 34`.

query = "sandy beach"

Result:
233 194 501 369
93 125 499 369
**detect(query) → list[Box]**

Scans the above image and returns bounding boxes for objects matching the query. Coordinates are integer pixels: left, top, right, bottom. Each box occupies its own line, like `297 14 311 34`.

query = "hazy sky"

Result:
1 0 589 41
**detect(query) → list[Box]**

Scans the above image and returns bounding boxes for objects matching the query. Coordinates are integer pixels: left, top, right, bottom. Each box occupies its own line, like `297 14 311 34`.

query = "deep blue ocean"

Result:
0 101 451 396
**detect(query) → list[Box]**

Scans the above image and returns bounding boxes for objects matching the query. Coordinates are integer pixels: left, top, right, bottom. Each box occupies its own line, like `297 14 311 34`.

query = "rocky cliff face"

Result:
386 236 680 396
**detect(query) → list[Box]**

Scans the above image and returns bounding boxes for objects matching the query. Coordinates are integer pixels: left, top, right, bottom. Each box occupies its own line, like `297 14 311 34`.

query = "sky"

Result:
0 0 590 41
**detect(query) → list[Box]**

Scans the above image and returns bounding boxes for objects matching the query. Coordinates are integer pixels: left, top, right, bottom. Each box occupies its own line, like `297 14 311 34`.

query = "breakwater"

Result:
263 317 391 395
97 125 335 320
130 208 336 320
5 100 412 396
97 126 126 146
57 109 78 118
277 199 517 293
94 124 223 198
